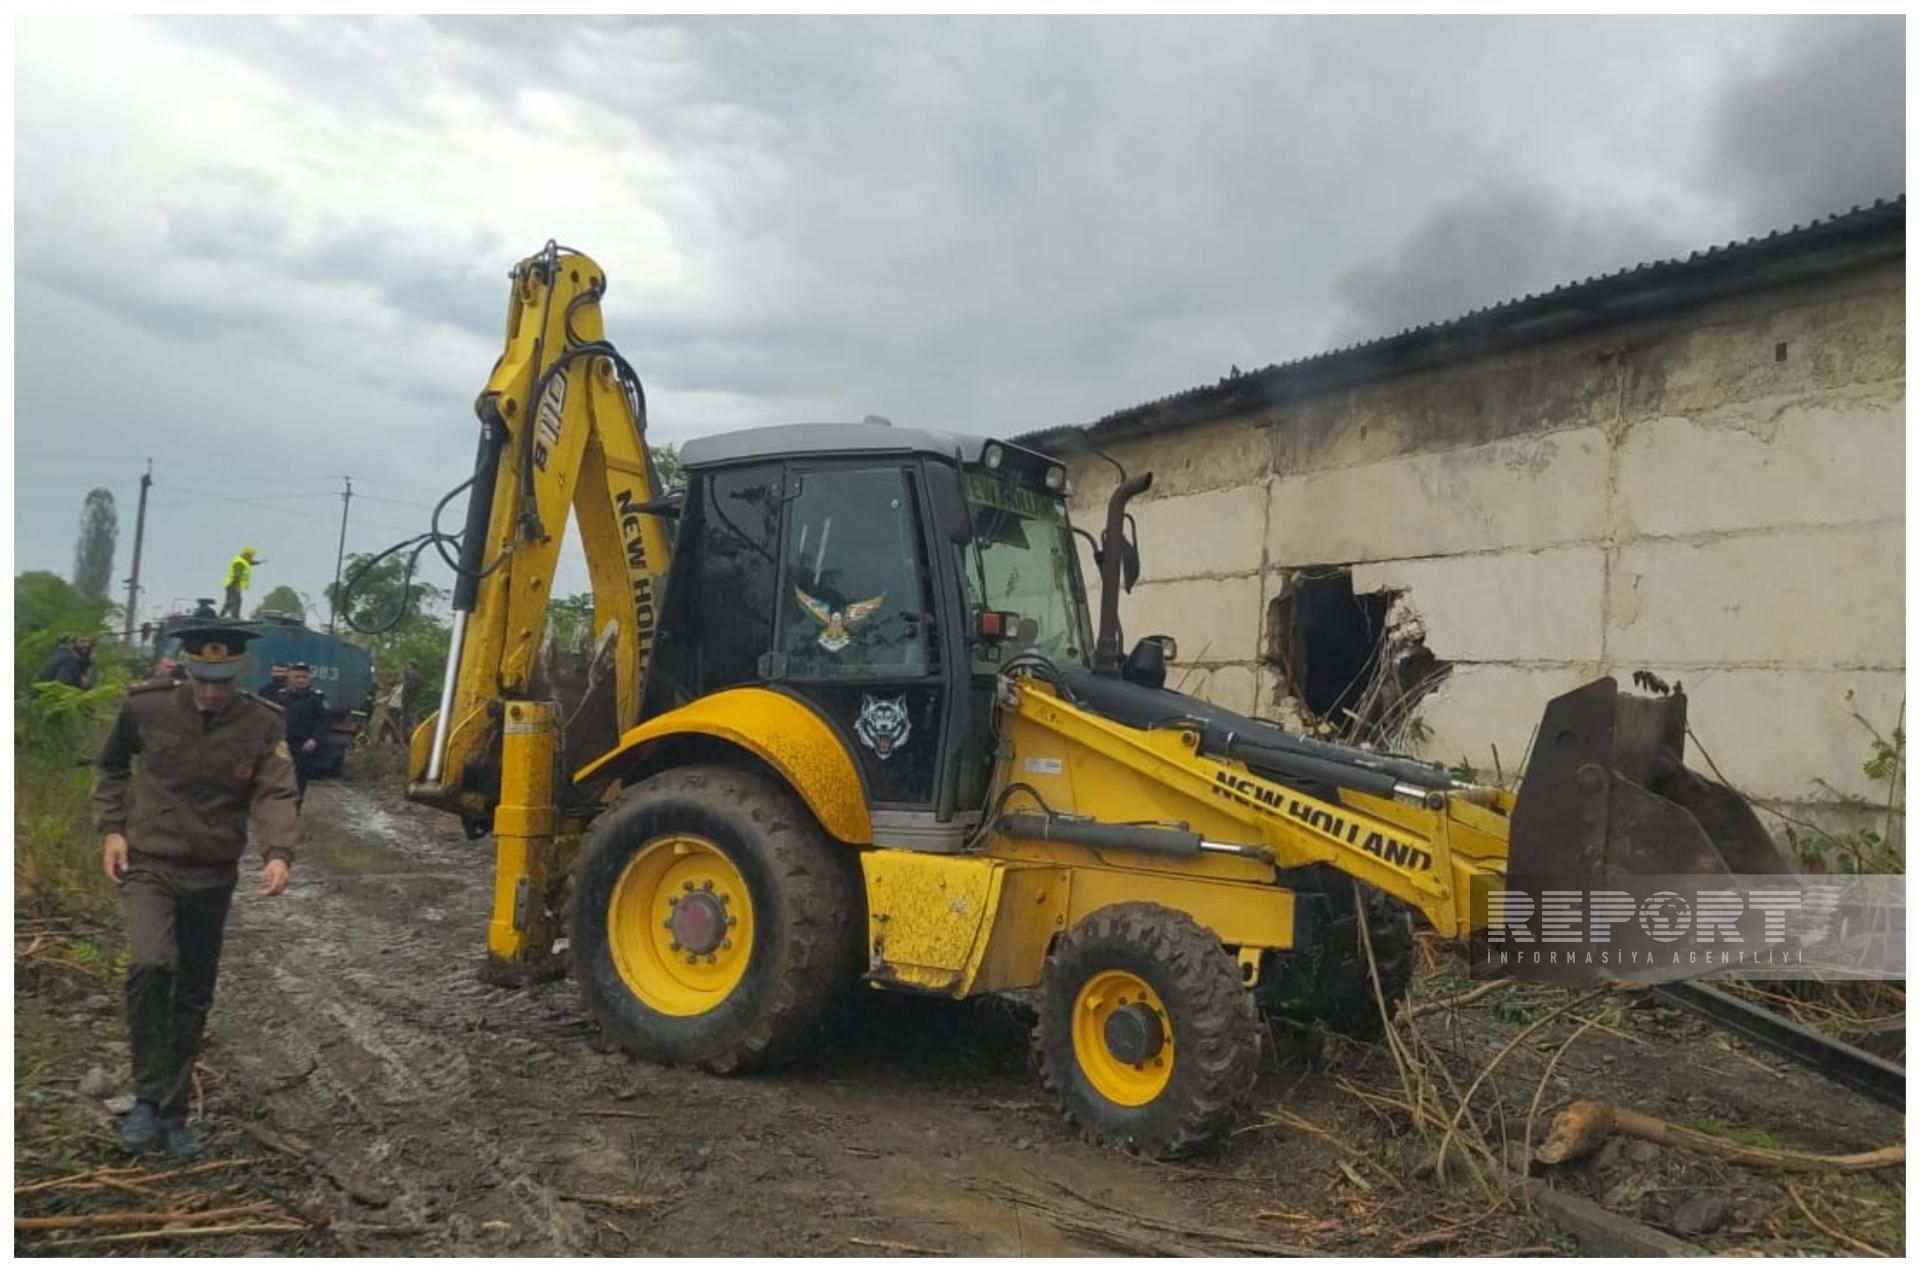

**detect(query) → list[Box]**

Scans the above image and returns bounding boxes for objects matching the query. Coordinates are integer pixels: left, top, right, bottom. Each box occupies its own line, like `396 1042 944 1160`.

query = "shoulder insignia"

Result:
243 691 285 715
273 739 292 760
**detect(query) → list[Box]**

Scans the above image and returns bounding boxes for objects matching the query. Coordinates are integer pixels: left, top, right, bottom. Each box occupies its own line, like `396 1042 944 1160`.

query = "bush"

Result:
15 574 124 916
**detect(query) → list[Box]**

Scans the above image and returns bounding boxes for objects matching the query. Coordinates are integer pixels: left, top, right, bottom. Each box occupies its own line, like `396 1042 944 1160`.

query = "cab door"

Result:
768 462 964 847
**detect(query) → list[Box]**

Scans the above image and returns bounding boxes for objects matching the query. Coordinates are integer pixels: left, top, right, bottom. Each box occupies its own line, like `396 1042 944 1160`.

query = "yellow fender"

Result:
573 687 872 846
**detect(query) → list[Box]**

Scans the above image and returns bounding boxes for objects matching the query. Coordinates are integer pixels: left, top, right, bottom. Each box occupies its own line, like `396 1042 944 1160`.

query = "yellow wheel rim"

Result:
1071 969 1174 1106
606 834 755 1017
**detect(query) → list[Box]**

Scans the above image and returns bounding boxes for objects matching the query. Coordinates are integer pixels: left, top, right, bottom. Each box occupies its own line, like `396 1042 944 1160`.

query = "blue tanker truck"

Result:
150 603 376 778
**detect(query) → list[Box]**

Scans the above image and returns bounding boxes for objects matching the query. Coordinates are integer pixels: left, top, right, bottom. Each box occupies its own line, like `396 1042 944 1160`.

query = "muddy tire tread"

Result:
1036 902 1260 1160
571 764 861 1075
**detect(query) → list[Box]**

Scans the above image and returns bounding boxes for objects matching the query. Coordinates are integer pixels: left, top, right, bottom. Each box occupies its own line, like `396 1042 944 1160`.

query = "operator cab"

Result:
645 421 1094 850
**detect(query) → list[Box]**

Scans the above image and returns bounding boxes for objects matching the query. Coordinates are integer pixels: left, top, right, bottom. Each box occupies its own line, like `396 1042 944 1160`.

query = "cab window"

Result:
962 474 1091 667
779 467 932 681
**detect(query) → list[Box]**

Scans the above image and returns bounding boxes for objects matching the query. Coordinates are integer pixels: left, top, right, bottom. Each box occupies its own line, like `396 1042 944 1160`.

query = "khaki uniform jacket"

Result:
92 680 300 867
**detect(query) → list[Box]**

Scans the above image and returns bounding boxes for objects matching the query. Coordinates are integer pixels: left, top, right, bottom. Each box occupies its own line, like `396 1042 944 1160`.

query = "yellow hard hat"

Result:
243 545 259 559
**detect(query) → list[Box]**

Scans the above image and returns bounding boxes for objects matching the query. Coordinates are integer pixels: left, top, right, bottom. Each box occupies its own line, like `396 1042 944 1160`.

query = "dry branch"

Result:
16 1202 275 1231
36 1222 307 1248
1535 1100 1906 1173
1785 1182 1890 1257
1406 977 1515 1021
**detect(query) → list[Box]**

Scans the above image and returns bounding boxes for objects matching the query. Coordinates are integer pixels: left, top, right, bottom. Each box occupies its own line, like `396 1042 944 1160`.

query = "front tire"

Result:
570 764 861 1074
1036 903 1260 1159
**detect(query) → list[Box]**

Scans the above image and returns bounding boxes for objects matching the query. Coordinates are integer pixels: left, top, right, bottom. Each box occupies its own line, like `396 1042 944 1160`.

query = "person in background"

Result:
400 661 422 736
38 634 96 689
93 624 297 1160
258 661 290 706
282 662 328 809
220 547 264 620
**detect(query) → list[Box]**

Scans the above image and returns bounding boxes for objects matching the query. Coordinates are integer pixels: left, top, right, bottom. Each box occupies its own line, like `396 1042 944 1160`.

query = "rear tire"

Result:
1036 903 1260 1159
570 764 861 1074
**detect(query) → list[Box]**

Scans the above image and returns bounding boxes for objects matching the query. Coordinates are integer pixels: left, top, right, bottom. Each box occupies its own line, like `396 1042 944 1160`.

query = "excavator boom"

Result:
408 244 672 827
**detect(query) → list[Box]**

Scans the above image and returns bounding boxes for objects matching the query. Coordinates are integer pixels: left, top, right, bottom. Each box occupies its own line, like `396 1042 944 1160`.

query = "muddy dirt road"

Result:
207 780 1403 1257
17 775 1904 1257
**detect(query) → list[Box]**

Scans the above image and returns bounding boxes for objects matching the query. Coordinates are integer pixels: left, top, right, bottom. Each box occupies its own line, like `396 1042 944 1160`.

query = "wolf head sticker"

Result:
855 694 912 760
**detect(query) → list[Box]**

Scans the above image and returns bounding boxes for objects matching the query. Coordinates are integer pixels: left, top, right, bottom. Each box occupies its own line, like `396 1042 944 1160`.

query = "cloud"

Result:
12 15 1901 621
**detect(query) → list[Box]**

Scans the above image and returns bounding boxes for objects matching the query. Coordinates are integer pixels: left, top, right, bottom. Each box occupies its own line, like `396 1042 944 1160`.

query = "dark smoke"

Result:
1709 15 1905 229
1325 182 1679 346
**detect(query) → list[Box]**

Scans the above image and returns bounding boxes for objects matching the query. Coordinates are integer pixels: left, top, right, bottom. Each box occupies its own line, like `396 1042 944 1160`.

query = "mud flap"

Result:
1502 678 1796 986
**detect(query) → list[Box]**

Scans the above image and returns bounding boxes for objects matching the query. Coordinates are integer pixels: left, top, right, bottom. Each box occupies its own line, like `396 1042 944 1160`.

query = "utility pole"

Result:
122 460 153 645
329 476 353 634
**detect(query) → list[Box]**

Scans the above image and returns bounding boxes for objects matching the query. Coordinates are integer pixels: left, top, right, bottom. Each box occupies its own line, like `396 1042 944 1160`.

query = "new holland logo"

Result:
1211 769 1435 875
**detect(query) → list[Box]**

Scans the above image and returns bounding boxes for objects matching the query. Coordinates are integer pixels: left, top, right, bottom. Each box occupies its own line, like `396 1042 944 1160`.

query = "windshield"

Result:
961 473 1093 667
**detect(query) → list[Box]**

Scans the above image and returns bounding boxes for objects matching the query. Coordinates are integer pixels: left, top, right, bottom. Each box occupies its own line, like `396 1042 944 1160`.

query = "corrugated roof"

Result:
1022 195 1904 449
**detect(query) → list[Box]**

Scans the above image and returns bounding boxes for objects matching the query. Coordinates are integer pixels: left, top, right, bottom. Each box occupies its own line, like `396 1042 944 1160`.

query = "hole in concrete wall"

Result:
1775 341 1789 363
1265 568 1450 745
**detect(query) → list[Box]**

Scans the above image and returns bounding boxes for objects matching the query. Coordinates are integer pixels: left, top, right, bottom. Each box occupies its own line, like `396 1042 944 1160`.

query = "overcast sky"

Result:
13 15 1904 626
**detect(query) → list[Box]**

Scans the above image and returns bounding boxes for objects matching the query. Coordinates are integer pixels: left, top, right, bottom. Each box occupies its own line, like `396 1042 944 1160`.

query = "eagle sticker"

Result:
855 694 912 760
796 587 886 653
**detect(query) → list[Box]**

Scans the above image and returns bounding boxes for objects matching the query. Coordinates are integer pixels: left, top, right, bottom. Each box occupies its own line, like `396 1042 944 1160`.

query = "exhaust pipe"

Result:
1092 472 1152 672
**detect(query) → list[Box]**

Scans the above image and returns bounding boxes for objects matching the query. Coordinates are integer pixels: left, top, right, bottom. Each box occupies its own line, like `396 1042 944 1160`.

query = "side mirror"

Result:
928 463 972 546
1120 538 1141 593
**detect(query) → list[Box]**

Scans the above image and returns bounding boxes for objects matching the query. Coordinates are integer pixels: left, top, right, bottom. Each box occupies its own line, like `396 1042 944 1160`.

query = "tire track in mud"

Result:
219 782 641 1252
210 781 1274 1256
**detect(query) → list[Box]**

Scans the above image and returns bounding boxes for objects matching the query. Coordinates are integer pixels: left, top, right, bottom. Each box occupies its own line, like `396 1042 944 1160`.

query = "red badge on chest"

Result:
234 762 254 781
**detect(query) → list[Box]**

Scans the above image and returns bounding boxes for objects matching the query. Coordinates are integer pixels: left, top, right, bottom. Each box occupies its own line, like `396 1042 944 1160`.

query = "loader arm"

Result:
407 244 674 827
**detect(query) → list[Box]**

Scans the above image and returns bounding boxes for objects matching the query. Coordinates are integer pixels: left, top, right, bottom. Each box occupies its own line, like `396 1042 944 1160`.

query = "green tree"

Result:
326 552 452 690
546 592 597 647
651 443 684 493
71 488 118 602
253 584 307 620
16 571 111 688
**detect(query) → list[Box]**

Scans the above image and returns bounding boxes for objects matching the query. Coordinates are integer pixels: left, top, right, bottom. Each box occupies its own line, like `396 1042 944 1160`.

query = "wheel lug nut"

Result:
726 916 738 927
663 919 674 930
702 879 713 890
706 955 717 965
669 941 681 951
721 938 732 950
682 880 695 891
686 955 698 965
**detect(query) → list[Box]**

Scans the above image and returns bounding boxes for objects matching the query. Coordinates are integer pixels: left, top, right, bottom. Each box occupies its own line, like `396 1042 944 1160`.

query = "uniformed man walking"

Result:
93 625 299 1159
282 662 328 807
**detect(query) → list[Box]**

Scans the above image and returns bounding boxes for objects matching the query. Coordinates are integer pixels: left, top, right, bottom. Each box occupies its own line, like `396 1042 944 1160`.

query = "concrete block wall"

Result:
1066 262 1904 834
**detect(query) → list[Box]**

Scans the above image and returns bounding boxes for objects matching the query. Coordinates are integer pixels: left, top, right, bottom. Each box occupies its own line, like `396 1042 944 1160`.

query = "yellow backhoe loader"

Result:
377 244 1868 1158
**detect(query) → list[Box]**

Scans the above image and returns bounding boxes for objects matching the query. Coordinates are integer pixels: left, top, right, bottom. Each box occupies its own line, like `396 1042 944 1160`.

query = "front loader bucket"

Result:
1511 677 1795 882
1501 677 1797 985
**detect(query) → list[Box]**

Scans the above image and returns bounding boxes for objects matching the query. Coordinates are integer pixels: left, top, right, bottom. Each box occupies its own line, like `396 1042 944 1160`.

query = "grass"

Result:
15 742 117 922
1683 1116 1788 1151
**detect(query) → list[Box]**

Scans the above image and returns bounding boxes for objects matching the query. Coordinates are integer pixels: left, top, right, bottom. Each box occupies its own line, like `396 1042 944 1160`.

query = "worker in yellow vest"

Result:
220 547 264 619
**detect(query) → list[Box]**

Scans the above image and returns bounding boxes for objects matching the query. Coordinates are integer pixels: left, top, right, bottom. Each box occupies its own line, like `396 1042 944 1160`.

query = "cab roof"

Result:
680 422 1054 470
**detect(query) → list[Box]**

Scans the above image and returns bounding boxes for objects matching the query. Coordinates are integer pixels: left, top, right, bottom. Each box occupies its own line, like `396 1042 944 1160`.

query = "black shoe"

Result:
160 1119 202 1161
120 1100 161 1154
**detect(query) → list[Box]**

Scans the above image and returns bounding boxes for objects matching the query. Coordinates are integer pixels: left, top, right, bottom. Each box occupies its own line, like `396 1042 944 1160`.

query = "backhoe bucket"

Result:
1500 677 1796 985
